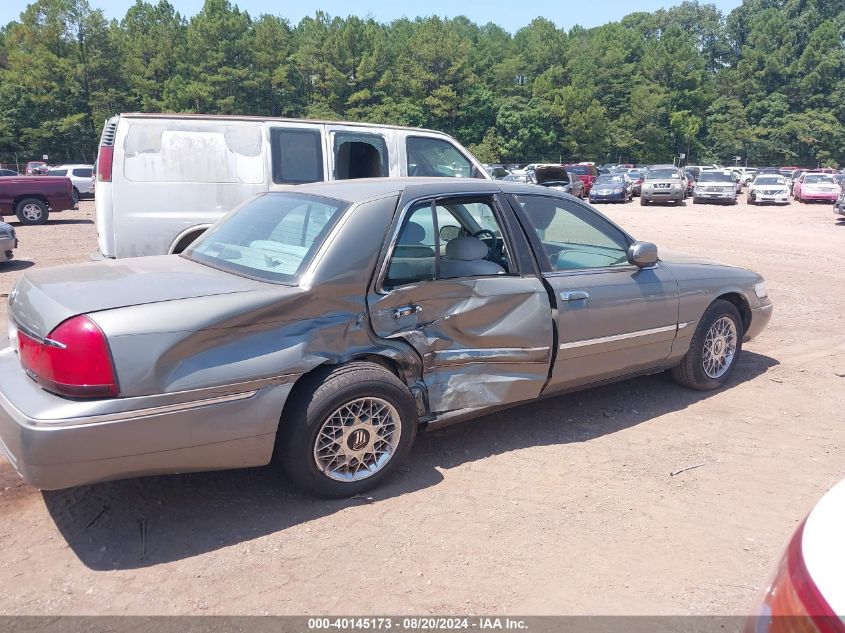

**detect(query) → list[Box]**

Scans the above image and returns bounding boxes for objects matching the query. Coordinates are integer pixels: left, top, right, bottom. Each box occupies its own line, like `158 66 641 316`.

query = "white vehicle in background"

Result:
94 113 489 258
747 175 790 205
692 170 737 205
47 164 95 203
746 478 845 630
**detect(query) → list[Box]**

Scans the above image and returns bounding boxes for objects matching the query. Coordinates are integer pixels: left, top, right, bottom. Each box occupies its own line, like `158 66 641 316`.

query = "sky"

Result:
1 0 744 32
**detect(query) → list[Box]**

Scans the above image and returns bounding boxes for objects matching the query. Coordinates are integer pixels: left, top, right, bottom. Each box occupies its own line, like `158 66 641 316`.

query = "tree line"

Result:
0 0 843 168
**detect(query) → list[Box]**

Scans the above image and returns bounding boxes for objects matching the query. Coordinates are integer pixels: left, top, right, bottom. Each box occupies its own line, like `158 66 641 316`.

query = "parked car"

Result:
564 163 600 195
683 168 698 195
95 113 490 259
0 178 772 497
745 478 845 632
0 169 20 177
25 161 48 175
0 221 17 263
0 174 76 224
627 170 645 196
788 170 804 193
737 167 757 186
589 173 632 203
731 171 743 193
47 164 95 202
640 165 685 205
834 190 845 220
693 170 737 205
793 172 841 203
532 165 584 198
747 175 790 205
778 166 800 178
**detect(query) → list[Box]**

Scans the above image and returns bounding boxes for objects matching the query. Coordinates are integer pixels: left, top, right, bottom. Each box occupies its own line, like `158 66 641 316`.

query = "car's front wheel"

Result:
671 299 744 391
276 362 418 498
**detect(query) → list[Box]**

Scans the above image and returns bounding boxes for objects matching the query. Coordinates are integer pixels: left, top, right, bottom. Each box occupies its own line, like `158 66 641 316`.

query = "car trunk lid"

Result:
8 255 264 337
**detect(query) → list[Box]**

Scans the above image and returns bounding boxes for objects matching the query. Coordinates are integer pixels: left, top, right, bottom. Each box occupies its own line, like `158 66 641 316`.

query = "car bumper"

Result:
744 301 773 342
800 192 839 201
694 192 735 202
0 347 292 489
751 195 789 204
0 236 16 262
642 190 684 202
589 192 627 202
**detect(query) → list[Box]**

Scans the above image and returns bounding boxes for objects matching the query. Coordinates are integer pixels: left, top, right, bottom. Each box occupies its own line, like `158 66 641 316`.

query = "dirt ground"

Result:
1 196 844 616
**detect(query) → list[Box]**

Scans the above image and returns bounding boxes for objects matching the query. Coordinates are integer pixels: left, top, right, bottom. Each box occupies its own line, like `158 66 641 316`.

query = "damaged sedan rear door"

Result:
367 189 554 415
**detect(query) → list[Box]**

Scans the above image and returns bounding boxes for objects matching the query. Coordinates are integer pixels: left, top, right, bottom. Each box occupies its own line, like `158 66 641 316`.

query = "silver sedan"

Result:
0 179 773 497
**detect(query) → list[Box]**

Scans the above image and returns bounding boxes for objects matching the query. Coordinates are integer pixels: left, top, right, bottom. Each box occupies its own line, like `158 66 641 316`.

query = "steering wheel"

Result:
472 229 499 260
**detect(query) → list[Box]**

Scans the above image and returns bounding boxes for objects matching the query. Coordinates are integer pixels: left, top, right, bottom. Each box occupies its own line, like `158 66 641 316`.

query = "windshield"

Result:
697 171 732 182
596 174 625 184
184 192 349 283
754 176 786 186
804 174 835 184
646 169 679 179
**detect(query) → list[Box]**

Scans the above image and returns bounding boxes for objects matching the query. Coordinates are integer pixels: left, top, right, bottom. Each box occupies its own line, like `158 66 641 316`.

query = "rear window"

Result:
270 128 324 185
184 193 348 284
49 169 68 176
407 136 474 178
72 167 93 178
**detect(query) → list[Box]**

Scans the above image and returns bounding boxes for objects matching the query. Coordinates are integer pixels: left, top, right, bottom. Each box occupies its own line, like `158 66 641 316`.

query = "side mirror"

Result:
440 225 461 241
627 241 659 267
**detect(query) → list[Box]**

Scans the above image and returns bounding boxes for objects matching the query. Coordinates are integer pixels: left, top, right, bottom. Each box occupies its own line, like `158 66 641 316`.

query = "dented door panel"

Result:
368 275 554 413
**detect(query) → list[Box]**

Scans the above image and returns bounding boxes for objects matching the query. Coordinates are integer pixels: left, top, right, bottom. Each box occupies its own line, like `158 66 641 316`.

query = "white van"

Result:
95 113 490 258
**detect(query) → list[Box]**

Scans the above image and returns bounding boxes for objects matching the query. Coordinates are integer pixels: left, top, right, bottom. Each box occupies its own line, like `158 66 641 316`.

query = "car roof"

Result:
287 177 564 203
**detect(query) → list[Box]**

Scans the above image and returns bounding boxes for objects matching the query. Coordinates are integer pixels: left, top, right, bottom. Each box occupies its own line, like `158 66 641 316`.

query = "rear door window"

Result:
270 128 324 185
49 169 68 176
407 136 474 178
333 132 389 180
72 168 93 178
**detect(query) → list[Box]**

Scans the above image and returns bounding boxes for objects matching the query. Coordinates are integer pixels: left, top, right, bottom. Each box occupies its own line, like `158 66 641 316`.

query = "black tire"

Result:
640 196 647 206
275 362 418 498
671 299 744 391
15 198 49 225
72 187 79 205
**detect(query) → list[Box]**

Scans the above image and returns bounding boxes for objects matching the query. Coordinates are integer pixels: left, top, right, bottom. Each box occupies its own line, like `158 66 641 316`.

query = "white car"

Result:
747 478 845 629
747 175 790 205
47 164 95 202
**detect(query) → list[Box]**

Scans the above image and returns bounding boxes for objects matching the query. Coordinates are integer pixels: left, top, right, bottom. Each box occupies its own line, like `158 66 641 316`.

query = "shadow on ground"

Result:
0 260 34 272
42 351 778 571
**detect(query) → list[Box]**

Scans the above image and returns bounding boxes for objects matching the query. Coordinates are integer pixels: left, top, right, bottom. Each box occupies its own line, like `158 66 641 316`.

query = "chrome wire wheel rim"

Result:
313 397 402 482
702 316 737 379
22 204 42 221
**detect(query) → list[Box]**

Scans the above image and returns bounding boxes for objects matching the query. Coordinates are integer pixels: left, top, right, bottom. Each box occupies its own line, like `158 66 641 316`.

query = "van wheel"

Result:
16 198 49 225
275 362 418 498
671 299 743 391
170 230 206 254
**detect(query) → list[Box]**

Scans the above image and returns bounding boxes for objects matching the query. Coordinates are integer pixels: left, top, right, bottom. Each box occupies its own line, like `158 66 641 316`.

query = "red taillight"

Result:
746 521 844 633
97 145 113 182
17 315 119 398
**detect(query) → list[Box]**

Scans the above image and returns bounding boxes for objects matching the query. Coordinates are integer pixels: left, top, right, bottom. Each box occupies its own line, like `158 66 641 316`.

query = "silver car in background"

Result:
0 178 772 498
693 170 738 205
640 165 686 205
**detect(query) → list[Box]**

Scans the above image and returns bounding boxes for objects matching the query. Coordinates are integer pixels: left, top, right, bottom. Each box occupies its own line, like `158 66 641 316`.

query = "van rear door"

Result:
326 125 397 180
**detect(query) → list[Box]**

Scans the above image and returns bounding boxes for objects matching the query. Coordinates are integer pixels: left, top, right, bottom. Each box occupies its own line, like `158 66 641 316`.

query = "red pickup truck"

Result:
0 176 76 224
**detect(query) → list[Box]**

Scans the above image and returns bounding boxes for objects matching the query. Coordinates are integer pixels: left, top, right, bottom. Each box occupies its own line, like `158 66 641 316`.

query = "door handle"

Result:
560 291 589 302
393 305 422 319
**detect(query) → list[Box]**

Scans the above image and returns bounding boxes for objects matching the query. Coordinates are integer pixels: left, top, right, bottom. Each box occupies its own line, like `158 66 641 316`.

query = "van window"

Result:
72 167 93 178
270 128 324 185
333 132 388 180
124 121 264 184
407 137 472 178
49 169 68 176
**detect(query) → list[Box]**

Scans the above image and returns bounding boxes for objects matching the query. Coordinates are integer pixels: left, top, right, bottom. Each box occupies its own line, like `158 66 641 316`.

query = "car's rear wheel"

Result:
15 198 49 225
671 299 744 391
72 187 79 205
276 362 418 498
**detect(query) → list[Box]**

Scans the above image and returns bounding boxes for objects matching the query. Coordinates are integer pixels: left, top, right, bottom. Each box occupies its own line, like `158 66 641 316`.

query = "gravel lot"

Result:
1 196 844 615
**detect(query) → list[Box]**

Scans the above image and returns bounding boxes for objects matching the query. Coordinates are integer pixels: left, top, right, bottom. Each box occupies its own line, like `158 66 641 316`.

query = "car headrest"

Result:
444 236 488 261
399 221 426 245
